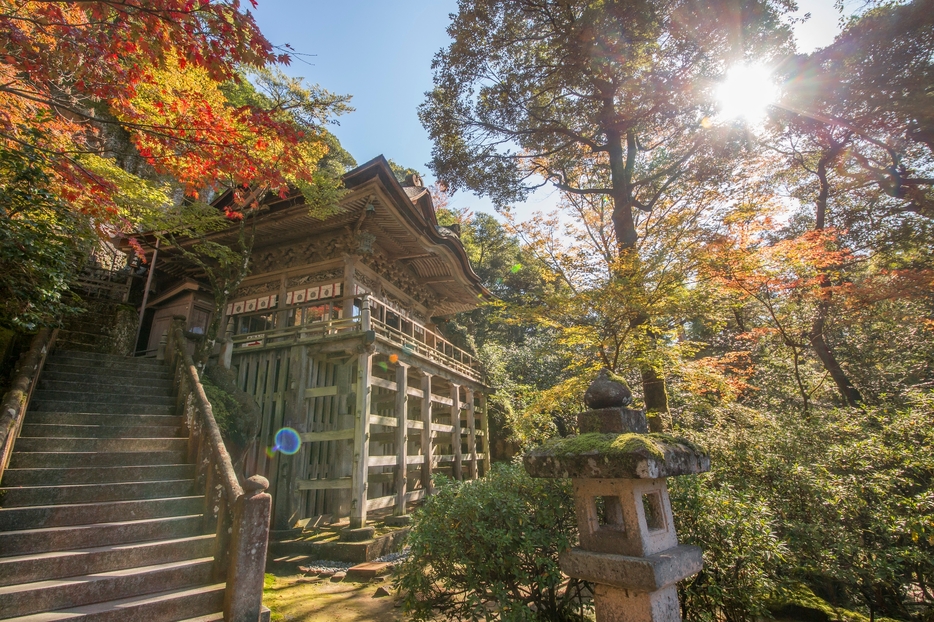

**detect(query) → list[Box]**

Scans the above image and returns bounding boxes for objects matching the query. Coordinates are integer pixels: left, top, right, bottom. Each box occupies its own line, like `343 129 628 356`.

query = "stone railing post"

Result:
0 328 55 479
223 475 272 622
524 369 709 622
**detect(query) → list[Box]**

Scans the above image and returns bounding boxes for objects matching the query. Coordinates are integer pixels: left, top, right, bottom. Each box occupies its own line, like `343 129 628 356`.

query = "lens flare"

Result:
510 263 523 273
377 361 388 372
267 427 301 456
388 354 399 364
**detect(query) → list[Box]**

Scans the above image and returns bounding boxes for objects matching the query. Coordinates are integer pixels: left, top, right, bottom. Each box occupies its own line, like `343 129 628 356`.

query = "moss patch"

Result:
263 571 412 622
538 432 705 459
769 584 900 622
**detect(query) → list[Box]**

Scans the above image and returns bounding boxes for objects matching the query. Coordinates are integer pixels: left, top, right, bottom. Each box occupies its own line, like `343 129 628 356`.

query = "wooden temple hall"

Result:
138 156 492 530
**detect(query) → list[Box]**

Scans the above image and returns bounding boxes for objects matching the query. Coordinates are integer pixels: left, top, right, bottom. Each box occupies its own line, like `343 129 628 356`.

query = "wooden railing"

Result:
0 328 56 481
166 318 271 622
230 295 484 382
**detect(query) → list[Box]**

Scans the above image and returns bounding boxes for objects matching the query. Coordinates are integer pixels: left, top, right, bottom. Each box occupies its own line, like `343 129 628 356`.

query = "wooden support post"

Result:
450 383 462 480
343 255 357 318
335 358 355 518
394 363 409 515
291 347 311 528
465 388 478 480
419 371 434 494
480 393 492 476
273 344 303 530
350 346 373 529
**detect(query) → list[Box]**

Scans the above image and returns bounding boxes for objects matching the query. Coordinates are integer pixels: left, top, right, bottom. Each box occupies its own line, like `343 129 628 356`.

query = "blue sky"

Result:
251 0 843 218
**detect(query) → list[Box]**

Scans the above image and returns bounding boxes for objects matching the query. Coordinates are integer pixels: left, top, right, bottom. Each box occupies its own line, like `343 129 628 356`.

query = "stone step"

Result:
0 480 195 507
178 614 225 622
40 366 172 383
0 535 214 588
48 352 166 368
8 451 188 469
23 413 183 428
2 465 195 487
1 582 224 621
36 380 173 396
0 496 204 531
30 391 175 407
0 557 215 618
28 402 175 415
58 321 120 334
11 437 186 454
0 515 204 558
53 333 106 350
18 424 183 440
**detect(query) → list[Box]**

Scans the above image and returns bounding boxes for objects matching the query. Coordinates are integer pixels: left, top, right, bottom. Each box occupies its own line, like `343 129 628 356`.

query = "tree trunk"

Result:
810 145 862 405
607 124 671 416
641 366 669 430
810 300 863 406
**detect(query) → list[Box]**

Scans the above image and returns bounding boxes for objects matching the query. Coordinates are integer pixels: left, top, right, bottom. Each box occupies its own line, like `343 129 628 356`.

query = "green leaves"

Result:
395 462 588 621
673 394 934 620
0 146 94 330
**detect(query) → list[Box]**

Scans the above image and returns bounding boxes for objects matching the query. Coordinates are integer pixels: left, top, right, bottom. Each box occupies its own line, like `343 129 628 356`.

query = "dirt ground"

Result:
263 571 408 622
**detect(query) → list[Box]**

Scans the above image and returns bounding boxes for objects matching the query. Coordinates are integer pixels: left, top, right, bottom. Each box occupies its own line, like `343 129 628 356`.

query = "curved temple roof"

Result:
212 156 491 316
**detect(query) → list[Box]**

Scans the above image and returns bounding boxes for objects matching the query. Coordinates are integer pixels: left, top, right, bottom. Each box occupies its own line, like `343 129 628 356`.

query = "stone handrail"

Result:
166 318 271 622
0 328 56 480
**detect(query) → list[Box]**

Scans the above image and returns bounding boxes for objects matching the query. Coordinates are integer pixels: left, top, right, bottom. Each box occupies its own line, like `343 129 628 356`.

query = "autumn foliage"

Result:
0 1 333 218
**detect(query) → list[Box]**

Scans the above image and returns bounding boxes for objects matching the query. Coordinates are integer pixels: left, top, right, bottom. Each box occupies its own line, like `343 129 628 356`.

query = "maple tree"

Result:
0 1 350 327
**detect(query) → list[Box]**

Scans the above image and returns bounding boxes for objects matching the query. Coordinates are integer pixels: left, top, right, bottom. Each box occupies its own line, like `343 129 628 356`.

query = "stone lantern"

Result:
523 370 710 622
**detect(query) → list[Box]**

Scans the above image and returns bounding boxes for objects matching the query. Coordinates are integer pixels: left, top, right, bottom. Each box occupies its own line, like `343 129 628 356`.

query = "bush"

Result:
670 475 786 622
395 462 589 621
201 364 260 462
674 395 934 621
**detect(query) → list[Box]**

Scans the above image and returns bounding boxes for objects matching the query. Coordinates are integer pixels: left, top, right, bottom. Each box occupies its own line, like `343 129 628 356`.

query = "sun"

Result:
715 64 778 123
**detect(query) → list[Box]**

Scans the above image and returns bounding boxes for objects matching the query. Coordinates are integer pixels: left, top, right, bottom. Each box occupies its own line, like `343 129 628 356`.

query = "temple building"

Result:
137 156 492 530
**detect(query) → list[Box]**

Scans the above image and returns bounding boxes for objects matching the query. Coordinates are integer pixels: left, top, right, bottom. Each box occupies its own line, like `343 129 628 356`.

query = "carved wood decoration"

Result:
358 249 441 312
252 232 362 273
286 269 344 289
249 229 443 317
235 279 281 298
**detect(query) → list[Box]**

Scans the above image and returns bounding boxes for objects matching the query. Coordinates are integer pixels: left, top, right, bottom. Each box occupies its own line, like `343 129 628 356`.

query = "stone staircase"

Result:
0 351 226 621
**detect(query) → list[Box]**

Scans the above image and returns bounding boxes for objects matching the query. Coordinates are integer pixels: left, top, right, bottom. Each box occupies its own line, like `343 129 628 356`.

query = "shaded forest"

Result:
414 0 933 619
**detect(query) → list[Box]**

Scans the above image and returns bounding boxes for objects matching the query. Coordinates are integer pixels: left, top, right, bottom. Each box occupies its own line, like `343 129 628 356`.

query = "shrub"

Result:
395 462 589 621
674 395 934 621
201 364 260 463
670 475 786 622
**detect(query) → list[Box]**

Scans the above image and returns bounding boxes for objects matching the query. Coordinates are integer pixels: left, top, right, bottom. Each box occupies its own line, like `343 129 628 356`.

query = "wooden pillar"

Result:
480 393 492 476
349 347 373 529
334 358 355 518
273 345 303 530
394 363 409 515
276 273 288 328
343 255 357 318
291 348 311 527
465 387 478 480
450 383 463 480
419 371 434 494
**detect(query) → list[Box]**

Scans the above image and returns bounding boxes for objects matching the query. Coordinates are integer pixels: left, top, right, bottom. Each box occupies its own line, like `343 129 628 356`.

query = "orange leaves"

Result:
705 210 855 305
0 0 304 228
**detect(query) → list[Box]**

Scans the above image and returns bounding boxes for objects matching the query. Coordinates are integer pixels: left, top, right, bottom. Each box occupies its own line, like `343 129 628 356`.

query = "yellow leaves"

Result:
78 155 174 225
120 50 331 198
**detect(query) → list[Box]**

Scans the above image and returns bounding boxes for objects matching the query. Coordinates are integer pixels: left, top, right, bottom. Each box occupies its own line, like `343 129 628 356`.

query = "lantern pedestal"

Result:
523 369 710 622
